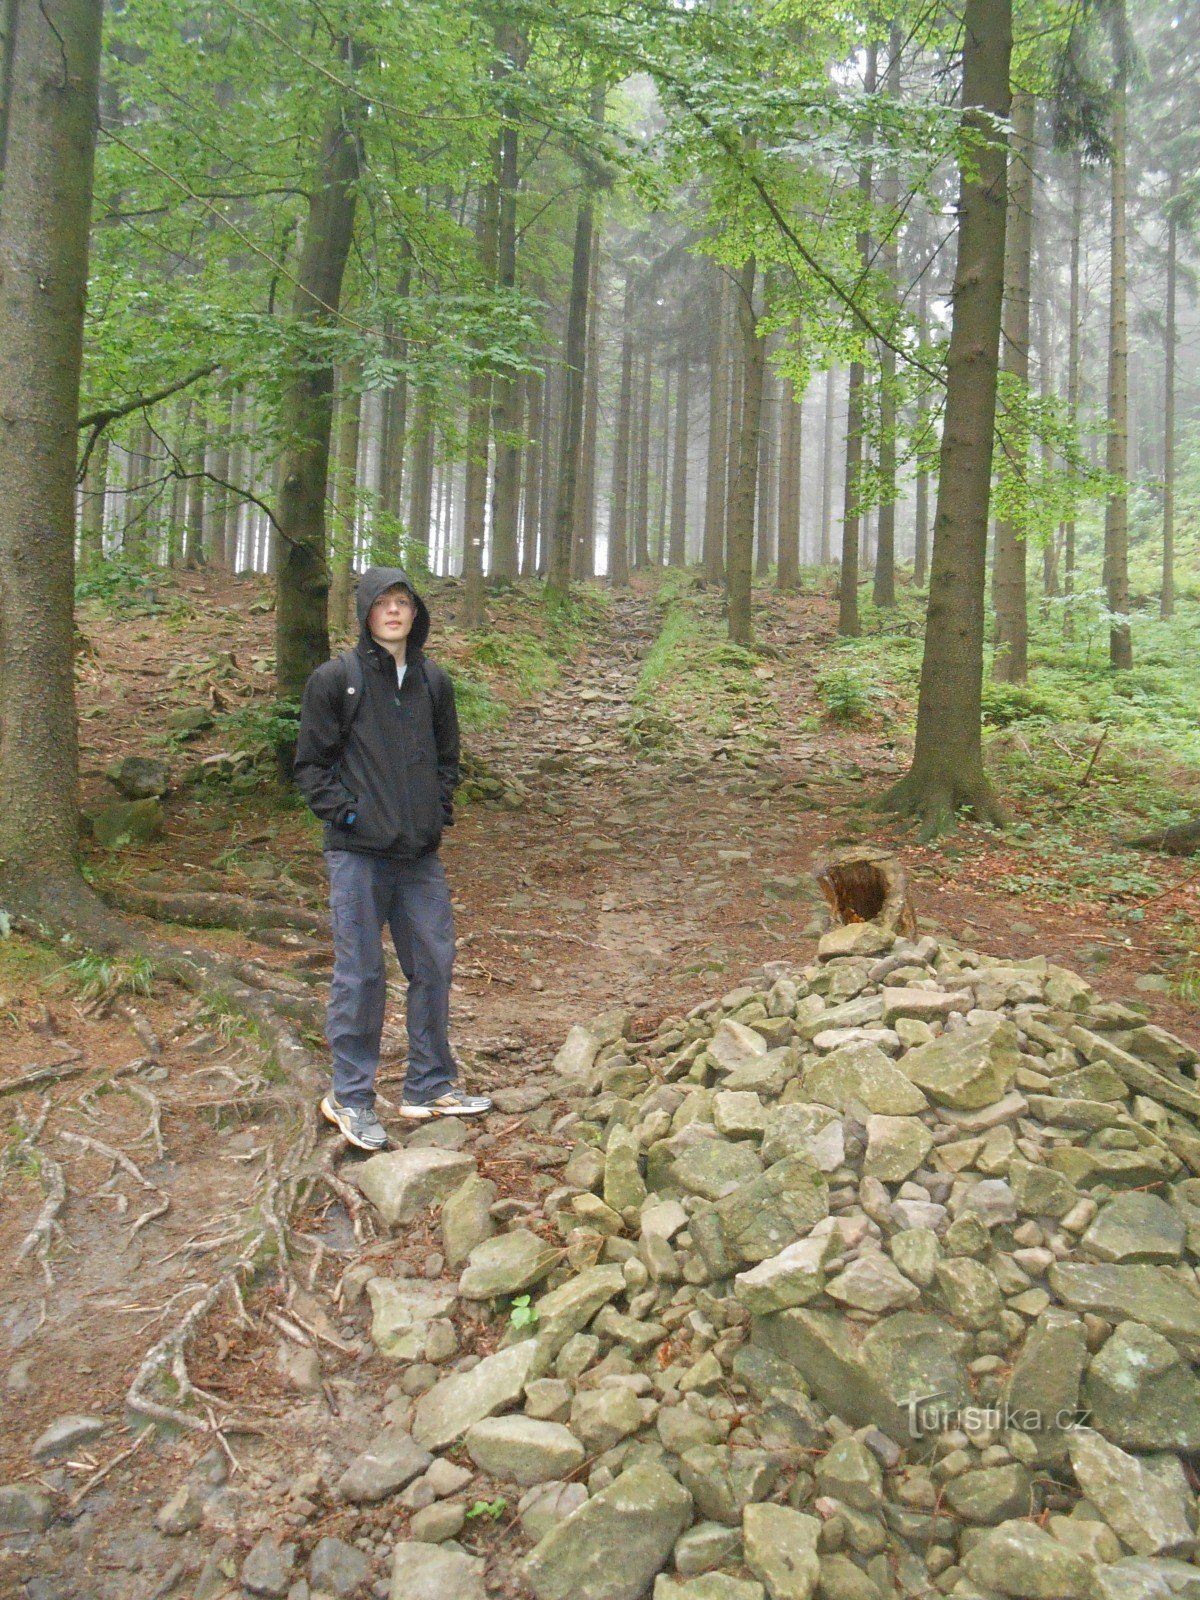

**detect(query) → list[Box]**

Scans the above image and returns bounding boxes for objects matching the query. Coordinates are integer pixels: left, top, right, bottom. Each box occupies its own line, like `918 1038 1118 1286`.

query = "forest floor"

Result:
2 567 1199 1600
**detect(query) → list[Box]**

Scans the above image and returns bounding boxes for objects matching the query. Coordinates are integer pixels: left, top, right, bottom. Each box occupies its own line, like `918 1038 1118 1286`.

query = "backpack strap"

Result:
336 648 365 740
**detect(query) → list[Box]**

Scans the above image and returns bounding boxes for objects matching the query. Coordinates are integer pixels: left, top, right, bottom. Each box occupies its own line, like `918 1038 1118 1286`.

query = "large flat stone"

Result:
458 1230 562 1300
391 1541 487 1600
1067 1429 1197 1558
899 1018 1020 1110
1082 1194 1187 1264
366 1278 457 1361
1085 1320 1200 1451
465 1416 584 1485
1048 1264 1200 1356
742 1503 819 1600
357 1148 476 1227
803 1041 928 1116
412 1340 538 1451
336 1426 432 1503
523 1462 693 1600
533 1265 625 1355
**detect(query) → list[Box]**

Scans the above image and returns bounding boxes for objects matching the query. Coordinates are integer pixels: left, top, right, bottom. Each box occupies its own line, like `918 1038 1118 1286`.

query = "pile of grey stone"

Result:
357 921 1200 1600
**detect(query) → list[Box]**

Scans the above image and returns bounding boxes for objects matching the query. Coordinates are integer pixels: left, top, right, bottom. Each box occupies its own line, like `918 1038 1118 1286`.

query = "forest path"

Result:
3 571 1199 1600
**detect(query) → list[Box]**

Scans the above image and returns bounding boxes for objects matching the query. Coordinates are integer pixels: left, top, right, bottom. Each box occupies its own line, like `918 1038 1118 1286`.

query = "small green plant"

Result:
465 1497 507 1522
74 558 157 610
1171 963 1200 1008
814 664 880 726
61 953 155 1002
508 1294 539 1332
450 671 508 731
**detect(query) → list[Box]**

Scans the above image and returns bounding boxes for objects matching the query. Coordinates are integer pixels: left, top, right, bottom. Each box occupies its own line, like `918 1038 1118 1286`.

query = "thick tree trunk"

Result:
575 243 602 579
991 88 1035 683
407 389 435 566
873 27 902 609
1104 2 1132 670
914 270 930 587
328 358 362 636
839 42 876 637
463 176 498 625
609 275 634 586
669 359 689 566
755 362 774 579
1063 150 1082 636
881 0 1012 834
0 0 102 894
274 68 361 701
777 365 803 590
702 268 729 586
1161 182 1177 620
821 365 835 565
632 347 652 570
80 432 108 570
726 257 762 647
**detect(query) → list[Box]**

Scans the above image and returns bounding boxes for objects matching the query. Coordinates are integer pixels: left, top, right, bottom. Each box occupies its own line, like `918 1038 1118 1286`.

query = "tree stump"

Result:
812 846 917 936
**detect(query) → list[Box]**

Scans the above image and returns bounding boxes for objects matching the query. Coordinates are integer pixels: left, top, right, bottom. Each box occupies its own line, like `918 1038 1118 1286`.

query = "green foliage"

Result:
74 559 158 612
632 592 777 753
467 631 560 696
450 672 509 732
814 663 882 726
59 953 155 1002
508 1294 539 1332
465 1498 507 1522
980 680 1065 728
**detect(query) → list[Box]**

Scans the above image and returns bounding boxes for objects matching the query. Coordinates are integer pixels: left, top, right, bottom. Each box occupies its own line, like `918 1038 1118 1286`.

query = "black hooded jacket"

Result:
294 567 460 860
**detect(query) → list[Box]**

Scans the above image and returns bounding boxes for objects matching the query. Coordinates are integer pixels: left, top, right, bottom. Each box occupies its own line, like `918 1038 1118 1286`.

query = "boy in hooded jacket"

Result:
294 566 491 1150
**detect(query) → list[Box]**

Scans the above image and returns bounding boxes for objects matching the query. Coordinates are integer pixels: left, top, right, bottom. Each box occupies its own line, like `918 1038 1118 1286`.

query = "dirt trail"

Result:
2 572 1198 1600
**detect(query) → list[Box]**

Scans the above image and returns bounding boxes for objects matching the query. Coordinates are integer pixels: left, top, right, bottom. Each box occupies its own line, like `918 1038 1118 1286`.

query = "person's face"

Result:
367 586 416 646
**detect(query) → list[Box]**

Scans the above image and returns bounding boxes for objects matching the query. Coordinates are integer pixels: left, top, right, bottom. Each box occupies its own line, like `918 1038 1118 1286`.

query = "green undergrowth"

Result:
631 583 778 752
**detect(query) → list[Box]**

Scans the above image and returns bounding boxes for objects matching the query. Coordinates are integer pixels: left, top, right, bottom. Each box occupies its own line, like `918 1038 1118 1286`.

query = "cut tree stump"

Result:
812 846 917 936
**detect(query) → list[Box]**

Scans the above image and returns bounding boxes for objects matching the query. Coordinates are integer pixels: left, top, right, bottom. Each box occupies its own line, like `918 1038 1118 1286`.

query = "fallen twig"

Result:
68 1429 150 1509
0 1055 87 1099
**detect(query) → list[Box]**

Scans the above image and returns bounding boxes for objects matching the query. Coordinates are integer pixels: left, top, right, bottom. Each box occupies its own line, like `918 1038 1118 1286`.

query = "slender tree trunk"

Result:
0 0 16 177
655 363 671 566
777 362 803 590
727 257 763 646
80 432 108 570
702 268 729 585
538 346 560 576
166 399 190 568
821 366 836 565
1040 312 1058 598
123 413 153 562
755 361 774 578
991 88 1035 682
463 170 498 622
1161 180 1177 619
575 241 602 578
223 388 244 569
183 419 204 571
520 368 542 577
633 347 653 569
0 0 101 895
407 390 435 566
882 0 1012 832
1105 2 1132 670
839 42 876 636
1063 150 1082 636
204 393 231 568
914 267 930 587
669 359 689 565
873 26 902 608
328 358 362 635
609 274 633 586
724 312 744 552
489 33 524 586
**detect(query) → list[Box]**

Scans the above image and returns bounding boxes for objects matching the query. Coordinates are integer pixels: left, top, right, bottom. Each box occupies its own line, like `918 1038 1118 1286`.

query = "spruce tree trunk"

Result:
914 265 930 587
726 257 762 647
991 88 1035 682
755 362 774 579
167 400 189 568
821 366 836 565
777 367 803 590
656 364 671 566
521 368 543 576
840 42 876 636
183 420 204 570
632 347 652 569
489 34 523 586
702 269 729 585
1063 150 1082 635
123 413 154 562
881 0 1012 833
463 175 498 625
407 389 435 566
609 275 633 586
1104 0 1132 670
724 315 743 552
1161 181 1176 619
575 243 602 579
80 432 107 570
0 0 102 895
669 359 689 565
873 27 901 609
328 359 362 636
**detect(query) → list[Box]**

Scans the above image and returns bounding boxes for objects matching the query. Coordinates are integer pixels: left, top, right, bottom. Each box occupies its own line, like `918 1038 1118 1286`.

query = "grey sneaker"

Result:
400 1089 493 1120
321 1094 389 1151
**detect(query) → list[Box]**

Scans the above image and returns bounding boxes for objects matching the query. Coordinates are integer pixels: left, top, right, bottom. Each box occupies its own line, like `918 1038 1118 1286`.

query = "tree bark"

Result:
755 361 774 578
575 240 602 578
726 257 762 646
839 41 876 637
0 0 102 895
820 365 836 565
1063 149 1082 635
80 432 107 570
669 359 689 565
1161 176 1177 620
1104 0 1132 670
873 26 902 609
991 88 1035 682
328 358 362 636
881 0 1011 834
655 362 671 567
489 30 525 586
632 346 653 569
777 362 803 590
609 274 634 586
407 388 435 568
520 366 543 576
914 255 930 587
702 268 729 586
274 63 361 701
463 174 498 625
183 417 204 571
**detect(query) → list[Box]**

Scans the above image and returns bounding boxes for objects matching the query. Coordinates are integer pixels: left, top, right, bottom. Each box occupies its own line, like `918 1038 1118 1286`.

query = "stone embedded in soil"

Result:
366 1277 457 1361
1067 1428 1198 1557
457 1229 561 1299
356 1147 476 1227
411 1338 539 1451
962 1520 1094 1599
522 1461 692 1600
741 1502 820 1600
0 1484 54 1532
241 1533 296 1598
308 1535 371 1597
654 1576 765 1600
391 1540 488 1600
154 1484 204 1535
335 1426 432 1503
465 1415 585 1485
554 1024 602 1080
31 1414 105 1461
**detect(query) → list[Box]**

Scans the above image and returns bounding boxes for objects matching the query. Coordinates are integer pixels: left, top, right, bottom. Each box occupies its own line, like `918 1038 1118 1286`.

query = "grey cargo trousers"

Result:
324 849 456 1108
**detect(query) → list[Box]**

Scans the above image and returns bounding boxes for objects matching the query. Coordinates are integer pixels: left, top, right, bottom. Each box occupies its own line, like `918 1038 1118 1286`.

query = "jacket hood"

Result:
355 566 430 656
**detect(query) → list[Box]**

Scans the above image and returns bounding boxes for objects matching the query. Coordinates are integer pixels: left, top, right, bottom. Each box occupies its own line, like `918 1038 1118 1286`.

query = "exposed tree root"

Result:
877 765 1007 841
121 1079 167 1159
1 1055 87 1099
15 1148 67 1287
103 885 327 937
